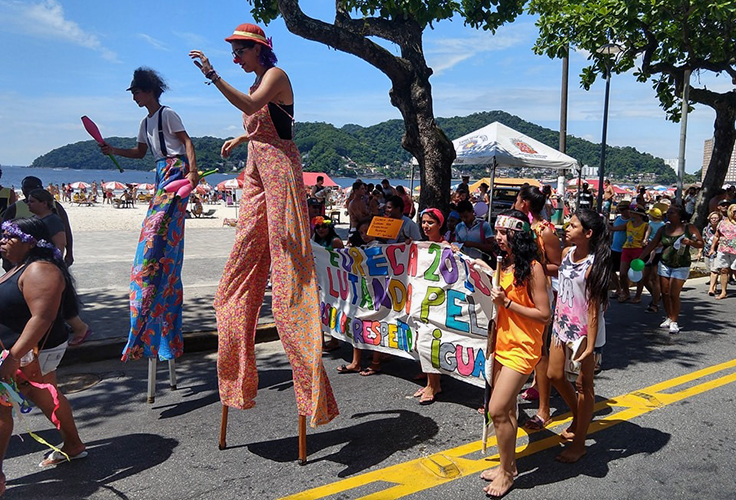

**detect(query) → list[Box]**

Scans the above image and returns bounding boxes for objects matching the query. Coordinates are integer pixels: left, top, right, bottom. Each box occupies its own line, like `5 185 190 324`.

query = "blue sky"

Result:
1 0 730 175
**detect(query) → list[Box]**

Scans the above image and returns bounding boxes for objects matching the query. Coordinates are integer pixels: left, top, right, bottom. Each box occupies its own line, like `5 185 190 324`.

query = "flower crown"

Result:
1 221 63 261
312 216 332 226
494 214 530 233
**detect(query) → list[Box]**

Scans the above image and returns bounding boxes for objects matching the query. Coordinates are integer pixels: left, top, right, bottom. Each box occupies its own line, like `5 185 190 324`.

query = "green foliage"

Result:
31 110 675 182
249 0 526 31
530 0 736 121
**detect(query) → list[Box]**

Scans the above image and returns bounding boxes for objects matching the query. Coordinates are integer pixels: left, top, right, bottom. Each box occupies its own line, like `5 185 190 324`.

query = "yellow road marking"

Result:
280 359 736 500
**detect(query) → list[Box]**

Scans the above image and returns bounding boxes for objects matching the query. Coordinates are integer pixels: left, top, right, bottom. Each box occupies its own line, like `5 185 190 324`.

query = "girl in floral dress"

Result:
548 209 611 463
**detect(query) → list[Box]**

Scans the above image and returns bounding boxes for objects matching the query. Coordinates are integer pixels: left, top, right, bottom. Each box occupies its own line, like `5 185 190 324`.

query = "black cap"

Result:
21 176 43 197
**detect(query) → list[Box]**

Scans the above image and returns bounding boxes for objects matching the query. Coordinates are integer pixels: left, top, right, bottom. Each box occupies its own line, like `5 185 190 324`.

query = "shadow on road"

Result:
514 420 670 489
247 409 440 477
6 433 178 499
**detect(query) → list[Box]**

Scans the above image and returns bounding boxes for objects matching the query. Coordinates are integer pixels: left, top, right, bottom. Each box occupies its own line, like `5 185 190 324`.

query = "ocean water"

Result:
0 165 419 191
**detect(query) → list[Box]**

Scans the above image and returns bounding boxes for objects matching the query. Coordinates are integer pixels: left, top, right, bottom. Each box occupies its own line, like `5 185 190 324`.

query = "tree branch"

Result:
276 0 410 82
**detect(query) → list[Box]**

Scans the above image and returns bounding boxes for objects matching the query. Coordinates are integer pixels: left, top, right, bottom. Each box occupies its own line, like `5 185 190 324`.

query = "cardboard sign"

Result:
367 216 403 240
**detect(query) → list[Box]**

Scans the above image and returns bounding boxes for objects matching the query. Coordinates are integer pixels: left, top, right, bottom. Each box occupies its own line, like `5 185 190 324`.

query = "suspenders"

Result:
145 106 168 157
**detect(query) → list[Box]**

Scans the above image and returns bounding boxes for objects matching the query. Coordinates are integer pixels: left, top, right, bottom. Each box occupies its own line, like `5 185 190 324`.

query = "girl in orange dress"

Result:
478 209 550 498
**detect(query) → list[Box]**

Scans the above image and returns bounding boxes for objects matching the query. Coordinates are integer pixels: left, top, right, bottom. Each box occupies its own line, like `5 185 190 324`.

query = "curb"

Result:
60 323 279 368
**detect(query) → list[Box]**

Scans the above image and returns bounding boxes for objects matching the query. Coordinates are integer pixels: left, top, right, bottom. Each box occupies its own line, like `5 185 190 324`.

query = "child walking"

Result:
548 209 611 463
477 210 551 497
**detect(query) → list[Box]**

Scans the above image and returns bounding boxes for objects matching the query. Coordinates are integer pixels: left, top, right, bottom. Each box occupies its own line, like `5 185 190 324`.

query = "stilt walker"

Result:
100 68 199 399
190 23 338 460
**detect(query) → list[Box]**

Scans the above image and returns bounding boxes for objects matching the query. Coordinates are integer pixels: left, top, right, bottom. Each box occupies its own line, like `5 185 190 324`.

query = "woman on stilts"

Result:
190 24 337 427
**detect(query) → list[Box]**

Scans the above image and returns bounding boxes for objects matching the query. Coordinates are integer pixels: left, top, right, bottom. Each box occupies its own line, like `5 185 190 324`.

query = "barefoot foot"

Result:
560 426 576 441
483 470 515 498
480 466 518 482
555 445 587 463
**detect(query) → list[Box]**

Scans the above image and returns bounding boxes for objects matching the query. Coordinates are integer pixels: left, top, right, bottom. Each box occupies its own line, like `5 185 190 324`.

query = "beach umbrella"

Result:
216 178 243 190
69 182 90 190
136 183 155 191
103 181 127 191
195 184 211 195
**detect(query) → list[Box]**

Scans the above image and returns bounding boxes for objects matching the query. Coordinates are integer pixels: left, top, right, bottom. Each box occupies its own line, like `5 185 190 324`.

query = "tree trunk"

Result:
273 0 455 213
693 99 736 228
388 46 455 215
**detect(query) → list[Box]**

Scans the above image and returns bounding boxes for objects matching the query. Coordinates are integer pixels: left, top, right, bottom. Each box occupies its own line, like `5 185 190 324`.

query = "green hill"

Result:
30 110 675 183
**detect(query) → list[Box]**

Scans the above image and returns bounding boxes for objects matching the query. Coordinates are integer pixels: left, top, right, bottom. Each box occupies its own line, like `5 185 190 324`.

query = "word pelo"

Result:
320 302 415 352
430 328 486 378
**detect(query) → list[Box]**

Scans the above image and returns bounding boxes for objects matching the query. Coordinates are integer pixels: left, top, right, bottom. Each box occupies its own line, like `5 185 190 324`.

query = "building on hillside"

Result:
664 159 678 172
702 138 736 183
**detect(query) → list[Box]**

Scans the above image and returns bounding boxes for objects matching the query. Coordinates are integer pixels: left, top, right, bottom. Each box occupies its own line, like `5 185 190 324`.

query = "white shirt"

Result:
137 107 187 159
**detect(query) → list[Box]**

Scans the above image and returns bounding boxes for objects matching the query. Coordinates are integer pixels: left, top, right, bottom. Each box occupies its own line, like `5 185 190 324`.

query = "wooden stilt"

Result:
147 357 157 403
298 415 307 465
168 359 177 390
218 404 229 450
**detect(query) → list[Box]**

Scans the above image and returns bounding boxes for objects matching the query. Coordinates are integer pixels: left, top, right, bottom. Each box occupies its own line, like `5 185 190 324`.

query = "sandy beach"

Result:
64 201 242 232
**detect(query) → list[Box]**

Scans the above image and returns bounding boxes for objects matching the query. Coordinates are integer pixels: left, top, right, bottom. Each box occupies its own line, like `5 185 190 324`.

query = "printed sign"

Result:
313 241 496 387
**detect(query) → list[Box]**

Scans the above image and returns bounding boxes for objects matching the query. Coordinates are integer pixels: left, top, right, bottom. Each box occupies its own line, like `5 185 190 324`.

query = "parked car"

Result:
489 185 520 222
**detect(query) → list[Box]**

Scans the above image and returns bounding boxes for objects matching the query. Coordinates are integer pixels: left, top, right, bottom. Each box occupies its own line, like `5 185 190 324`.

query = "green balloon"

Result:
630 259 645 272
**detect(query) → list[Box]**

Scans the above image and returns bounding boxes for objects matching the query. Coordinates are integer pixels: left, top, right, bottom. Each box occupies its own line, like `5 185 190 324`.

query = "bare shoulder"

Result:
21 261 63 287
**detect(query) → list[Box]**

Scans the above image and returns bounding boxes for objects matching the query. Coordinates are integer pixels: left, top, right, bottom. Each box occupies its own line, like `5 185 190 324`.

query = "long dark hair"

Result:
575 209 611 312
12 218 79 318
313 221 340 247
500 209 540 286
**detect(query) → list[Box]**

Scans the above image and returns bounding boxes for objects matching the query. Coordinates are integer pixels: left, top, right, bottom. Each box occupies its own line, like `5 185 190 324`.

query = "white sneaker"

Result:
669 322 680 334
659 318 672 328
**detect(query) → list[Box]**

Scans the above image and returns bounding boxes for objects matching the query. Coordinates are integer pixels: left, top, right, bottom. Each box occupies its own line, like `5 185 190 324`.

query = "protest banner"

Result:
313 241 495 387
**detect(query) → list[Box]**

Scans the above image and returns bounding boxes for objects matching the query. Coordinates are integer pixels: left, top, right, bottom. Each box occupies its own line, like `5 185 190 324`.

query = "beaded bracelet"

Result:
204 70 221 85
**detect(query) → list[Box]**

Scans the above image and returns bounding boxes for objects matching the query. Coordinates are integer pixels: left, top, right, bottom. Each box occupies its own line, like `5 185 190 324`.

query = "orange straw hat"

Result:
225 23 272 49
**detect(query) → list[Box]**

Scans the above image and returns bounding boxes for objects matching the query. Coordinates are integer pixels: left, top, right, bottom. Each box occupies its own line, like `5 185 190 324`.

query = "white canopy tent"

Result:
450 122 580 221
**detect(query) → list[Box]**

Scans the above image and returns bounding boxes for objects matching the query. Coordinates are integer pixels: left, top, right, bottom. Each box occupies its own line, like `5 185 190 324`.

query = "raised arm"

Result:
189 51 292 115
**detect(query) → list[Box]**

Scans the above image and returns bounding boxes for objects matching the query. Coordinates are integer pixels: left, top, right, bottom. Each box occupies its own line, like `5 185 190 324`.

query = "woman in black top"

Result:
0 218 86 489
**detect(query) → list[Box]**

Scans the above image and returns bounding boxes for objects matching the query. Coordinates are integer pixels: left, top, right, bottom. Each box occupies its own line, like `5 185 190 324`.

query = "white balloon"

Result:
474 202 488 217
628 268 643 283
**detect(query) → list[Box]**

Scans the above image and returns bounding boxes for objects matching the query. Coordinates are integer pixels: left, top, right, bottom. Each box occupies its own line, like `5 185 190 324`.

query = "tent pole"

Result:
409 162 415 196
487 159 497 223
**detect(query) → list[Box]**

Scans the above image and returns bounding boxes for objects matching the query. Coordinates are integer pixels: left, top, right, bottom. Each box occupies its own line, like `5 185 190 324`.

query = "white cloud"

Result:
138 33 169 51
0 0 118 61
425 22 534 75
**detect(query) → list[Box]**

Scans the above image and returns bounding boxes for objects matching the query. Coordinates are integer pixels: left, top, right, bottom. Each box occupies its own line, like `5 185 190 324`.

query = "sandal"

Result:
336 364 360 374
644 304 659 313
69 328 93 347
523 414 549 431
39 449 88 468
359 366 380 376
617 295 631 303
419 390 440 405
520 387 539 401
413 387 425 398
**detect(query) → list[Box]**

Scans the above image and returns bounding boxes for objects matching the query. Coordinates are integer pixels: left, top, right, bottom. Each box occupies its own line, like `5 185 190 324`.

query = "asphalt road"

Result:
4 224 736 499
3 273 736 499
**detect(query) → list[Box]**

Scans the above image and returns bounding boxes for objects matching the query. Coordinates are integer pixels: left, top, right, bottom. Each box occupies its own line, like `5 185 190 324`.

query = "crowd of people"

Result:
0 18 731 499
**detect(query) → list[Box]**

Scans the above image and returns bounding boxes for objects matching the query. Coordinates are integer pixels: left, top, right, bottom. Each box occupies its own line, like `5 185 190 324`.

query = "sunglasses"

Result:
231 43 256 59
